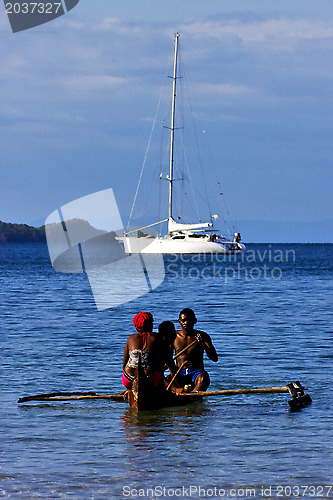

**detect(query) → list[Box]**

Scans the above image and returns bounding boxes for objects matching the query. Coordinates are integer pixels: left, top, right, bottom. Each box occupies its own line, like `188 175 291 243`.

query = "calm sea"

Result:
1 243 332 499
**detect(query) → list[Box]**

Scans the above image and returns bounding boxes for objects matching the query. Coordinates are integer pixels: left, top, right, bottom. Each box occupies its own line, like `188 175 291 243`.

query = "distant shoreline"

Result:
0 221 332 244
0 221 46 243
0 219 108 243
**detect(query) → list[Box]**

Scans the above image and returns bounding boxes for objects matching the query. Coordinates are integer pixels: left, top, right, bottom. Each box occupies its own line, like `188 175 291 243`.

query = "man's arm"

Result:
196 331 218 362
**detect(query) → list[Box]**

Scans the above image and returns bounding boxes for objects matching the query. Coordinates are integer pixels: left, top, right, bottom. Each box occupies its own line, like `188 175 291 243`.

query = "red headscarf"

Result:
133 311 153 332
133 312 153 349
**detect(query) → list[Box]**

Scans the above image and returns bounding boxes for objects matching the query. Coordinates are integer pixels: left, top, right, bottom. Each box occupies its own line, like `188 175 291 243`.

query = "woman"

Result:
122 311 161 390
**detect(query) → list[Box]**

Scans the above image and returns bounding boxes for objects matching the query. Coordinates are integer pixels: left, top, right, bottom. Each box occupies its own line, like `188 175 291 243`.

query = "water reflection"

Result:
118 402 216 482
120 401 209 435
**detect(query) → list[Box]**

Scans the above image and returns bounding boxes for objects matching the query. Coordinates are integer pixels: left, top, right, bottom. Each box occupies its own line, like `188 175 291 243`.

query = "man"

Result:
174 308 218 391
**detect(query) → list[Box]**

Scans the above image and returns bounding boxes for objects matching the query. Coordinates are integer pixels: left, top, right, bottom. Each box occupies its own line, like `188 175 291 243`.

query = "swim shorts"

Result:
179 367 206 385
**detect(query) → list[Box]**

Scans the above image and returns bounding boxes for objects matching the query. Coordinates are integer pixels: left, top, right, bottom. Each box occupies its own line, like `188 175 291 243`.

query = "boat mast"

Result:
168 33 179 231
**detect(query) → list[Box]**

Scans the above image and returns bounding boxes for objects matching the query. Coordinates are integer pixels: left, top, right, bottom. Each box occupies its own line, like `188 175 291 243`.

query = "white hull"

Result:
122 236 245 255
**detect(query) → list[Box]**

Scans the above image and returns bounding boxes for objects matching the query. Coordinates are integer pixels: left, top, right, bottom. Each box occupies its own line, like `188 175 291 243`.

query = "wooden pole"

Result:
18 392 127 403
180 387 290 397
173 339 198 361
166 360 187 391
18 386 293 403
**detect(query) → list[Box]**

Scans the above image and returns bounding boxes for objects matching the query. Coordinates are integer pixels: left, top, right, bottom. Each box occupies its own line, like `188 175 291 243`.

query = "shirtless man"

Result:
174 308 218 391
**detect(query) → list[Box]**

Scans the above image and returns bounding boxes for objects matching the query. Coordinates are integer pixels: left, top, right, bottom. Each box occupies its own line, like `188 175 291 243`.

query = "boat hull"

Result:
122 236 245 255
128 362 202 410
128 380 202 410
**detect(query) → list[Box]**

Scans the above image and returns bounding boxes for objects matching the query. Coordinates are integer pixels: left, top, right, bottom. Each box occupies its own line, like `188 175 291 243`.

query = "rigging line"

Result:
185 181 232 236
185 67 236 234
180 136 202 222
183 63 213 218
192 83 236 234
182 191 201 221
132 186 159 220
217 181 234 234
175 55 202 223
127 73 168 231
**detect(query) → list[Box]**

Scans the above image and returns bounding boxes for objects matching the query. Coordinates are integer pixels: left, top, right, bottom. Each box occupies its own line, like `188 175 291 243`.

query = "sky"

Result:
0 1 332 242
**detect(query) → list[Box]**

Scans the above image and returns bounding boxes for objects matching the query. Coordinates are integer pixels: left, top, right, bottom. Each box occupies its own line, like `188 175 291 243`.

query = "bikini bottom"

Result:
122 370 160 389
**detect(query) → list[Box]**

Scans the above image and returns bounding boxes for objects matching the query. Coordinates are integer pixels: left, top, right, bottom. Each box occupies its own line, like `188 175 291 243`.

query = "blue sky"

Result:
0 1 332 242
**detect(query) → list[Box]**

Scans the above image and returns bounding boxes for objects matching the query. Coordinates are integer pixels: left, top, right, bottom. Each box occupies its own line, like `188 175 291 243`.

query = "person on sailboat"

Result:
174 308 218 392
122 312 161 390
233 233 242 250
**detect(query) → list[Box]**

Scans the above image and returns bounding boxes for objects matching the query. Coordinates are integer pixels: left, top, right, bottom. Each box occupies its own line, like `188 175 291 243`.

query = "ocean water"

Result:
1 243 332 499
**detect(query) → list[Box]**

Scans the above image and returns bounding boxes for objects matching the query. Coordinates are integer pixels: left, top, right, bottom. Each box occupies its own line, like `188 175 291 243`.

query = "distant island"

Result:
0 220 108 243
0 221 46 243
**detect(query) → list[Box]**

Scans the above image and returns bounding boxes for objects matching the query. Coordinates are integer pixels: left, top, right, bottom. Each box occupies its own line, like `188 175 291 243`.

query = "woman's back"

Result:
123 312 161 381
126 332 159 372
126 331 157 351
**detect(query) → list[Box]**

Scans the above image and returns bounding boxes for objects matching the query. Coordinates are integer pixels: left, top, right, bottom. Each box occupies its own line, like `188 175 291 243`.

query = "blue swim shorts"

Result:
179 367 206 384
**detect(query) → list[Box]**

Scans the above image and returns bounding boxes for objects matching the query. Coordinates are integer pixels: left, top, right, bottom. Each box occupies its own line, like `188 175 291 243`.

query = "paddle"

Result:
173 338 198 361
166 360 187 391
163 337 198 372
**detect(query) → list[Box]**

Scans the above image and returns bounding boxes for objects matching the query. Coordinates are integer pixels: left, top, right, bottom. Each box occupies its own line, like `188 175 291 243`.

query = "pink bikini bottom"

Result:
122 370 160 389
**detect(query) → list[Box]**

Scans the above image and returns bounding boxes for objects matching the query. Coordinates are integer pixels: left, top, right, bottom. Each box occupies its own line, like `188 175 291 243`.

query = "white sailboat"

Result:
122 33 245 255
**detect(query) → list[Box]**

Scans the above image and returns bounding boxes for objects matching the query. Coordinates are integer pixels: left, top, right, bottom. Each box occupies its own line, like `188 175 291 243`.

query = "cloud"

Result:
60 74 127 92
180 18 333 47
1 10 332 230
96 16 143 36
